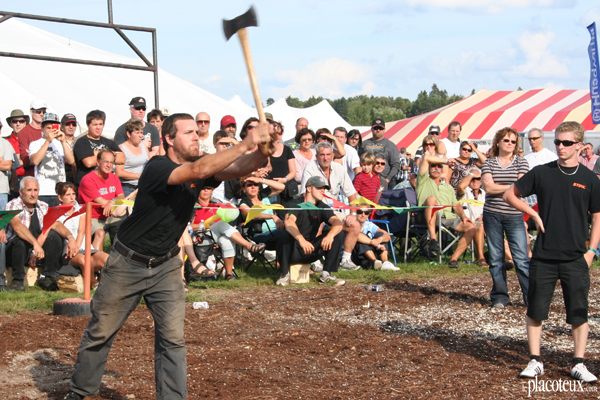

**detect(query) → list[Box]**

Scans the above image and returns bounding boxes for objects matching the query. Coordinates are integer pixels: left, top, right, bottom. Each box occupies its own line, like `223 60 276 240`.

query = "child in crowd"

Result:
352 152 381 202
352 204 400 271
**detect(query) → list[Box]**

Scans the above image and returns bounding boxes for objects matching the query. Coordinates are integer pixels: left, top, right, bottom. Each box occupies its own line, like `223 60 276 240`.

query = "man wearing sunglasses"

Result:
504 121 600 383
60 114 79 184
414 125 441 170
362 118 400 185
4 109 27 197
523 128 557 208
113 97 161 158
417 149 476 267
18 99 47 178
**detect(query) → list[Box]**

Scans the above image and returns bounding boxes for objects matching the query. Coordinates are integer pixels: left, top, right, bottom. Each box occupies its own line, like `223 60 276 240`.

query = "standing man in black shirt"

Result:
504 121 600 383
276 175 345 286
65 113 274 400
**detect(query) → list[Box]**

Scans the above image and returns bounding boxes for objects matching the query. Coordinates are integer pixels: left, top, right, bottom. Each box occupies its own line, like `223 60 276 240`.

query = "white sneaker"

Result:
320 274 345 286
340 259 360 271
373 260 382 270
519 360 544 378
275 273 290 286
311 260 324 272
571 363 598 383
381 261 400 271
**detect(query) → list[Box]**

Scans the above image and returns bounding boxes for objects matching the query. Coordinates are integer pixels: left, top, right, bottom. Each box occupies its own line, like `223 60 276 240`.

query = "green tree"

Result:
285 96 302 108
266 98 274 106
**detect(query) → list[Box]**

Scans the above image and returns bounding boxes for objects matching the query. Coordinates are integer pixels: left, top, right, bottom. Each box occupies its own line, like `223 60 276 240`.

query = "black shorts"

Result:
527 257 590 325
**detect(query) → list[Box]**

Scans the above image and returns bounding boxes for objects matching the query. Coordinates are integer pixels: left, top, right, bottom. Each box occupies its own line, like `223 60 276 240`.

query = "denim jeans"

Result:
483 211 530 306
0 192 8 211
70 242 187 399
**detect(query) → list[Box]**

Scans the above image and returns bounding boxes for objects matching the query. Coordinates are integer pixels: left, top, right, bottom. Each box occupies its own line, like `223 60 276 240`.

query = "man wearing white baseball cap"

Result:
18 99 47 177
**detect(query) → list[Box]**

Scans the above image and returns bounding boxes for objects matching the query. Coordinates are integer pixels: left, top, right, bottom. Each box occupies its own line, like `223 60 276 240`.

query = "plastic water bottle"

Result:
187 223 194 236
364 285 384 292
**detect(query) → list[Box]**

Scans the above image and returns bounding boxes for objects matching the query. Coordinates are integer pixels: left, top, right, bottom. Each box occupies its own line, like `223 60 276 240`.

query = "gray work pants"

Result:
69 243 187 399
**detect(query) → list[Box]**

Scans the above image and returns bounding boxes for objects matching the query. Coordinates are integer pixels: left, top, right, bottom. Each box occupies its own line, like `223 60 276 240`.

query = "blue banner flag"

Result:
589 22 600 124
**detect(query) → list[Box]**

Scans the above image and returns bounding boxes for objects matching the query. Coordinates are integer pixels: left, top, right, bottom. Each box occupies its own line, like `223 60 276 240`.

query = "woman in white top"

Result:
56 182 109 288
116 118 149 198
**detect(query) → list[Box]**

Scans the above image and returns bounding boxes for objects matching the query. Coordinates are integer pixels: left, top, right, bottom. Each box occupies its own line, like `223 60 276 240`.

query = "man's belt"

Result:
114 240 179 268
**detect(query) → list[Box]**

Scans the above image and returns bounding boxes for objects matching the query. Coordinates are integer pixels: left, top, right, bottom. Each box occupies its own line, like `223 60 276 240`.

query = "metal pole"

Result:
152 29 159 109
107 0 113 25
84 202 92 300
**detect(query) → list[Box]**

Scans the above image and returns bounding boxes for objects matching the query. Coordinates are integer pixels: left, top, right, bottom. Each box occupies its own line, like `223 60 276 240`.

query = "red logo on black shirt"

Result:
573 183 586 189
190 184 196 188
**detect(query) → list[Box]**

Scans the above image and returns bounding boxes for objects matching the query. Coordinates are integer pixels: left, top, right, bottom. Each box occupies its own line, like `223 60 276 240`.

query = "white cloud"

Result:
578 7 600 27
270 58 377 99
201 75 222 84
506 30 570 79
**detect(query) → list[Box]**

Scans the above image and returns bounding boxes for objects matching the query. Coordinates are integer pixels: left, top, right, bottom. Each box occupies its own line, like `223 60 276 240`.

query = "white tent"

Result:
229 96 355 142
0 18 255 138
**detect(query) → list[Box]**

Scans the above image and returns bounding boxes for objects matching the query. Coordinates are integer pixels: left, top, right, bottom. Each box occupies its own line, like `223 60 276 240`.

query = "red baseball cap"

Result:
221 115 236 127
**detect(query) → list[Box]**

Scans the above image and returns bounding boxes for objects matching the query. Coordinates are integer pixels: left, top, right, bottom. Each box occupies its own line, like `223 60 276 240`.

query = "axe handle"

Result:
237 28 270 156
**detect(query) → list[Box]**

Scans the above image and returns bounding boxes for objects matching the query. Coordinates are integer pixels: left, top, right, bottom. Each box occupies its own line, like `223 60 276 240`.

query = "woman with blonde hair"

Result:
481 127 530 309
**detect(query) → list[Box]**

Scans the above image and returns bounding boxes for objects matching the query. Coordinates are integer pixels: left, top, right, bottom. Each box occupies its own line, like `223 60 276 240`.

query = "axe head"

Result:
223 6 258 41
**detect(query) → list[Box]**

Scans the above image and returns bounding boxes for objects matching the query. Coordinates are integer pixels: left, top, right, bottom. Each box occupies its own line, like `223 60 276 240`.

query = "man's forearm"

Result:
214 150 268 181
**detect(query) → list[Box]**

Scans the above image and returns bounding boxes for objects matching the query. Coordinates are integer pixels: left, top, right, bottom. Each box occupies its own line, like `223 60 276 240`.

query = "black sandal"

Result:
248 243 266 256
225 274 236 281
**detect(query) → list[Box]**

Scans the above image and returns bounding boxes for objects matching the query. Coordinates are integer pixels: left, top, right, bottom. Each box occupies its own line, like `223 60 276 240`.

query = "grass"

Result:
4 245 599 314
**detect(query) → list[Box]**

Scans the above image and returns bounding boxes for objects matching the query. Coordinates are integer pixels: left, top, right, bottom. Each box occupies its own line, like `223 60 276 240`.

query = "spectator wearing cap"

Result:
220 115 237 139
0 120 15 211
28 113 74 207
4 110 25 199
18 99 47 177
60 113 78 183
440 121 462 159
415 125 442 171
73 110 124 185
195 111 215 155
114 97 161 158
362 118 401 185
275 175 346 287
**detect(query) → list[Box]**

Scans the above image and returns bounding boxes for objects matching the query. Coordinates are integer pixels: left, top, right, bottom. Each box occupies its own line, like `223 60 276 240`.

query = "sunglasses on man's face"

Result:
356 210 370 215
32 109 46 114
372 126 384 131
471 177 481 181
11 119 26 124
554 139 578 147
133 106 146 111
64 122 77 127
502 139 517 144
375 161 386 166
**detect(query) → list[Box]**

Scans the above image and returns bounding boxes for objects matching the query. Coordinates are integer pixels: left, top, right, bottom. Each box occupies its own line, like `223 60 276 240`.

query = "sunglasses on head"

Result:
502 139 517 144
461 147 472 152
554 139 578 147
356 210 370 215
375 161 386 166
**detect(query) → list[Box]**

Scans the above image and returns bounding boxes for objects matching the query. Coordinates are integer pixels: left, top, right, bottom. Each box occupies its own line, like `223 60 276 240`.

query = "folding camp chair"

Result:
436 207 475 264
238 218 279 274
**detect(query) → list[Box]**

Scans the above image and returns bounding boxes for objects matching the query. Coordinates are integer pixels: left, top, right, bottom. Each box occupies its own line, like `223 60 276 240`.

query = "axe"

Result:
223 6 271 156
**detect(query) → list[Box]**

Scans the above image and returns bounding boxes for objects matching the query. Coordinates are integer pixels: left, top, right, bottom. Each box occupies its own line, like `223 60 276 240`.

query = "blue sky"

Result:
2 0 599 105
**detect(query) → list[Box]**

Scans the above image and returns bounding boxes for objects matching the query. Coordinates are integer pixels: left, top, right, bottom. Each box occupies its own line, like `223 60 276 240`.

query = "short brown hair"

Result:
162 113 194 152
125 118 144 134
295 128 315 144
96 148 115 162
555 121 584 144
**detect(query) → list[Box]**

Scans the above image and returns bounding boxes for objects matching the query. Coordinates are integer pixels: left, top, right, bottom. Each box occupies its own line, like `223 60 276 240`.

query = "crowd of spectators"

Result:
0 97 594 297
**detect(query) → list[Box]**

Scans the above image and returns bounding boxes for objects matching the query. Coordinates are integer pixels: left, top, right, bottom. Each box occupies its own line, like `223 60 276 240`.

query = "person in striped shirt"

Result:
481 127 530 309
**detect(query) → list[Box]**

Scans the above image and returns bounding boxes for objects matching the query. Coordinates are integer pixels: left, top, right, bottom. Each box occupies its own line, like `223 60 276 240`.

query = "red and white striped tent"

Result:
364 88 600 152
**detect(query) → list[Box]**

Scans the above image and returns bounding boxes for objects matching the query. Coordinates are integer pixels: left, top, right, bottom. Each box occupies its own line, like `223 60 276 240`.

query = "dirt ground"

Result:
2 269 600 399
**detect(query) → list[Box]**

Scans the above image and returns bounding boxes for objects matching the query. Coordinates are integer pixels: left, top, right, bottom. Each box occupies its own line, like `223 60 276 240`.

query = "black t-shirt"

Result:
117 155 220 256
515 161 600 261
267 145 295 179
287 197 335 241
73 136 121 185
114 122 160 148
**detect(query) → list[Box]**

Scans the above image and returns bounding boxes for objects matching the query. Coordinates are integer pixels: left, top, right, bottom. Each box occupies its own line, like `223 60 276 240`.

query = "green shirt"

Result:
416 173 458 219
